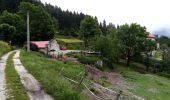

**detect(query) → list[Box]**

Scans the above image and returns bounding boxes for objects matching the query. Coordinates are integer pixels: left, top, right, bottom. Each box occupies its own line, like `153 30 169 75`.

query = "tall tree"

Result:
117 23 147 66
0 10 25 44
93 35 121 68
18 2 55 41
102 20 107 34
0 0 86 37
106 23 116 35
80 15 102 49
0 23 16 42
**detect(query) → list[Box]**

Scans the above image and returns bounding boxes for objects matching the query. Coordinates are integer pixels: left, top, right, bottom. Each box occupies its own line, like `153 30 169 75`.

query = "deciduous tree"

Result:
18 2 55 41
117 23 147 66
80 15 101 49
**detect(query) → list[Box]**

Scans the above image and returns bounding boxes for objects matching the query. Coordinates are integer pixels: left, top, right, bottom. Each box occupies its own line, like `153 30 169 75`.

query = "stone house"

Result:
30 39 60 55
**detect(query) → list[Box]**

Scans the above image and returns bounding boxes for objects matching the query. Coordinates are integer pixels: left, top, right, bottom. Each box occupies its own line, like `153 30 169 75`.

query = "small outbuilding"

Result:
30 39 60 55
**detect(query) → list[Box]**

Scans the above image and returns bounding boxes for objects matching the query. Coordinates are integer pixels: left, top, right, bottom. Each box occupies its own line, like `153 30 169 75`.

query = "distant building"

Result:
30 39 60 55
145 32 160 56
145 32 156 41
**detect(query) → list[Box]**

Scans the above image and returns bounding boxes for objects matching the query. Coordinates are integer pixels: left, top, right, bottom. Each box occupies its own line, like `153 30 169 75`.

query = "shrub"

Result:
66 52 80 58
0 41 11 56
78 56 98 65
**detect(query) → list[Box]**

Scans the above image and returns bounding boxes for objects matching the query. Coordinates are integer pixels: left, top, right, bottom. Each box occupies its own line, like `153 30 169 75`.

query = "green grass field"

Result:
56 38 84 43
115 64 170 100
5 52 29 100
56 38 84 50
0 41 11 56
20 50 86 100
19 49 170 100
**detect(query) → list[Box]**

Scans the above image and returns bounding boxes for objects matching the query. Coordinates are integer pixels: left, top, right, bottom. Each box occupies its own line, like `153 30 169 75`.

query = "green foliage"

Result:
5 52 29 100
0 41 11 56
78 55 98 65
0 23 16 42
66 52 80 58
117 23 147 66
93 35 121 68
143 39 156 71
158 35 170 47
80 15 102 48
106 23 116 35
20 50 86 100
0 0 86 37
154 50 162 60
0 0 41 13
18 2 55 41
161 49 170 73
0 10 24 44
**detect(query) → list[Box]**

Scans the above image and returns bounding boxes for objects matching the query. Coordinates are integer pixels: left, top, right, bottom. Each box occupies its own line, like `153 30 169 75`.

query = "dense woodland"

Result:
0 0 109 37
0 0 170 74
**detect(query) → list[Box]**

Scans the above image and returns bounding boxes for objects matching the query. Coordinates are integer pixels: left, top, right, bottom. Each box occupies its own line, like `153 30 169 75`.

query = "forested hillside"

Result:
0 0 85 36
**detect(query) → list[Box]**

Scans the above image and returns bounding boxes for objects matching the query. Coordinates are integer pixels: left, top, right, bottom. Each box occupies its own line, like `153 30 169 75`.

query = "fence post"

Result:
59 67 64 75
79 73 85 85
116 90 122 100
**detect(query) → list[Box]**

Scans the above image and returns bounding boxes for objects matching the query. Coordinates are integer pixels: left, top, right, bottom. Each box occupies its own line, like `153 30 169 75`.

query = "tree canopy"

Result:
80 15 102 48
0 10 24 44
0 23 16 42
117 23 147 66
18 2 55 41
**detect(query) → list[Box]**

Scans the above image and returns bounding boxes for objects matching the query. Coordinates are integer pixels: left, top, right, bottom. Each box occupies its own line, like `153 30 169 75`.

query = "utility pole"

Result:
27 10 30 52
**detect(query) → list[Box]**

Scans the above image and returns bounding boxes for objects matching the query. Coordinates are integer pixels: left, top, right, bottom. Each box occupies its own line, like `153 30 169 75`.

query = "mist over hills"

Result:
154 26 170 37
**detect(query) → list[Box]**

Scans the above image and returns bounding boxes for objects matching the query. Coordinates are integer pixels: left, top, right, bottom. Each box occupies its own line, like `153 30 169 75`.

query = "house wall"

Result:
46 39 60 55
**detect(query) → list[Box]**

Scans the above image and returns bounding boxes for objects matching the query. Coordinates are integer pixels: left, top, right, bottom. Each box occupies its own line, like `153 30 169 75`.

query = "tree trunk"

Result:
84 39 87 50
127 55 131 66
146 54 150 71
126 50 131 66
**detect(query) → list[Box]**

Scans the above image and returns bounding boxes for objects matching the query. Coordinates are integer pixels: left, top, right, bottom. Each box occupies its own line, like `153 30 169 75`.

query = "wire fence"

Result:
58 67 145 100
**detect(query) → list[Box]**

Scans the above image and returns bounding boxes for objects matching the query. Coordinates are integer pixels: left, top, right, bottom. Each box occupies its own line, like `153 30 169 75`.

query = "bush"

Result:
78 56 98 65
0 41 11 56
66 52 80 58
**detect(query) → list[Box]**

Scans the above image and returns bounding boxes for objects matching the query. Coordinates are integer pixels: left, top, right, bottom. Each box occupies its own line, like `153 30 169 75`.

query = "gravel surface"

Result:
13 50 53 100
0 51 13 100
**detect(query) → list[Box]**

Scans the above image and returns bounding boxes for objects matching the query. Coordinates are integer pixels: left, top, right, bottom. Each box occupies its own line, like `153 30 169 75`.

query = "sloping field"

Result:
115 64 170 100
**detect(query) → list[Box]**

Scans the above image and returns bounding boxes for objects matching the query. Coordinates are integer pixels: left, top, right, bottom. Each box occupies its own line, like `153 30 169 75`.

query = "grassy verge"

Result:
5 52 29 100
115 64 170 100
20 50 86 100
0 41 11 57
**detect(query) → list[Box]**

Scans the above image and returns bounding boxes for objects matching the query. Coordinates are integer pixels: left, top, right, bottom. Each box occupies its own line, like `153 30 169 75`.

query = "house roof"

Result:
31 41 49 48
148 34 156 38
145 32 156 38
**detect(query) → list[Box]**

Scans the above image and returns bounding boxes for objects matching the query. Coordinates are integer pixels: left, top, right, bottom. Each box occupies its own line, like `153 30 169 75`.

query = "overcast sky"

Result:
41 0 170 33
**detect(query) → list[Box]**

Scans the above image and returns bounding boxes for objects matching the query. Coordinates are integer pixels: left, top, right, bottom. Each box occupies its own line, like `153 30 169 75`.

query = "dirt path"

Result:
84 65 145 100
0 51 13 100
13 50 53 100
